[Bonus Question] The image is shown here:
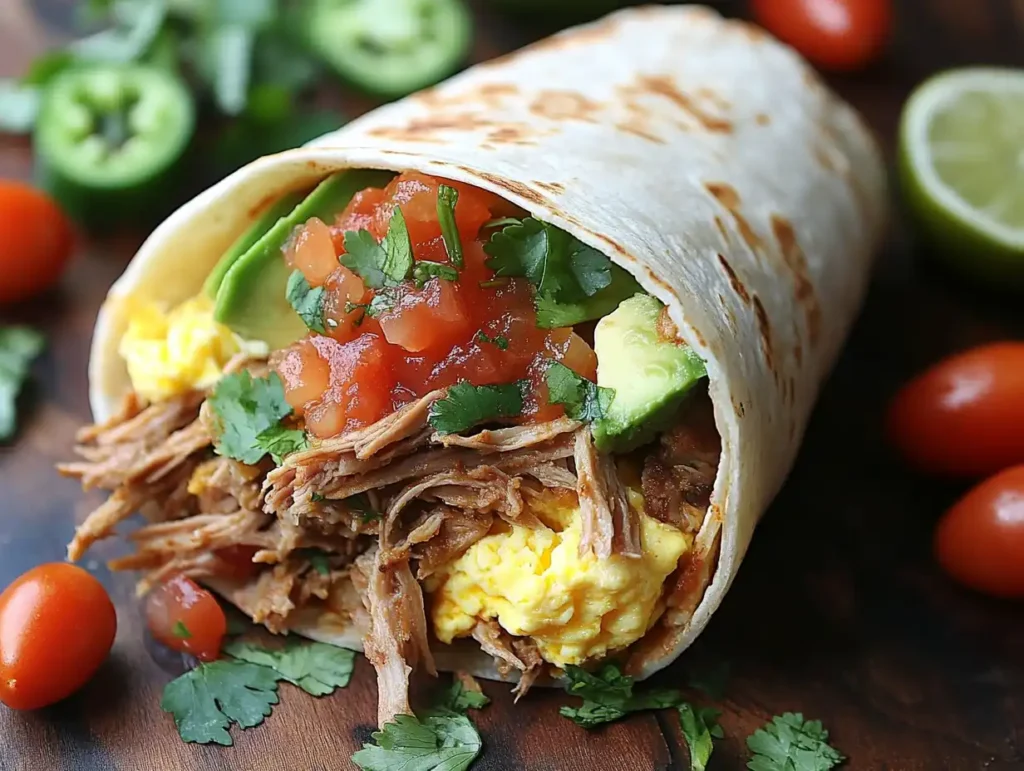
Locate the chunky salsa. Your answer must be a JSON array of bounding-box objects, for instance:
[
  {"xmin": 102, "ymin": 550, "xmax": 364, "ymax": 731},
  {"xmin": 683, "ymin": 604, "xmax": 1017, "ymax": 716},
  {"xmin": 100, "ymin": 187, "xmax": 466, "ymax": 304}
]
[{"xmin": 272, "ymin": 172, "xmax": 597, "ymax": 438}]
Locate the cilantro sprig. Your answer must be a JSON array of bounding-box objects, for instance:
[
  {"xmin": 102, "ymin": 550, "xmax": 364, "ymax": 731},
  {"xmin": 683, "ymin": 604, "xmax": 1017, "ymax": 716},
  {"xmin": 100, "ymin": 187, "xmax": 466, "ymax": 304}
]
[
  {"xmin": 747, "ymin": 713, "xmax": 845, "ymax": 771},
  {"xmin": 341, "ymin": 207, "xmax": 414, "ymax": 289},
  {"xmin": 0, "ymin": 326, "xmax": 44, "ymax": 441},
  {"xmin": 224, "ymin": 639, "xmax": 355, "ymax": 696},
  {"xmin": 436, "ymin": 184, "xmax": 463, "ymax": 268},
  {"xmin": 286, "ymin": 270, "xmax": 326, "ymax": 333},
  {"xmin": 413, "ymin": 261, "xmax": 459, "ymax": 288},
  {"xmin": 559, "ymin": 664, "xmax": 682, "ymax": 728},
  {"xmin": 475, "ymin": 331, "xmax": 509, "ymax": 350},
  {"xmin": 679, "ymin": 703, "xmax": 723, "ymax": 771},
  {"xmin": 352, "ymin": 675, "xmax": 489, "ymax": 771},
  {"xmin": 428, "ymin": 381, "xmax": 526, "ymax": 436},
  {"xmin": 208, "ymin": 371, "xmax": 306, "ymax": 465},
  {"xmin": 545, "ymin": 361, "xmax": 613, "ymax": 423},
  {"xmin": 483, "ymin": 217, "xmax": 641, "ymax": 328}
]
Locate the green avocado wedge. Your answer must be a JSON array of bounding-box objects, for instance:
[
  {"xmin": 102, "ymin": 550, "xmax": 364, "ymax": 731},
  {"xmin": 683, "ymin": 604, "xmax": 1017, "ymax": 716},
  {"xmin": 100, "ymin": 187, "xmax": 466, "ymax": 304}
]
[
  {"xmin": 213, "ymin": 169, "xmax": 395, "ymax": 349},
  {"xmin": 203, "ymin": 191, "xmax": 305, "ymax": 299},
  {"xmin": 591, "ymin": 294, "xmax": 707, "ymax": 453}
]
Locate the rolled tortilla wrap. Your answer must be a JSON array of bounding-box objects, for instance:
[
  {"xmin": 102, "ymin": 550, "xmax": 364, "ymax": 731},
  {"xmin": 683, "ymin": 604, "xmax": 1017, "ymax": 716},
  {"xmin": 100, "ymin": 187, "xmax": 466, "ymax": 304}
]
[{"xmin": 80, "ymin": 5, "xmax": 885, "ymax": 701}]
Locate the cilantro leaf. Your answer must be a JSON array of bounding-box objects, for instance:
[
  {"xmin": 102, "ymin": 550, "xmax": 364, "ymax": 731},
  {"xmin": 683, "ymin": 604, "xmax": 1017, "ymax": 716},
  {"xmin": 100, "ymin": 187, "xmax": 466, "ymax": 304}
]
[
  {"xmin": 439, "ymin": 677, "xmax": 491, "ymax": 714},
  {"xmin": 747, "ymin": 713, "xmax": 845, "ymax": 771},
  {"xmin": 559, "ymin": 664, "xmax": 682, "ymax": 728},
  {"xmin": 208, "ymin": 371, "xmax": 292, "ymax": 464},
  {"xmin": 482, "ymin": 216, "xmax": 522, "ymax": 230},
  {"xmin": 474, "ymin": 331, "xmax": 509, "ymax": 350},
  {"xmin": 286, "ymin": 269, "xmax": 326, "ymax": 333},
  {"xmin": 352, "ymin": 713, "xmax": 482, "ymax": 771},
  {"xmin": 173, "ymin": 620, "xmax": 193, "ymax": 639},
  {"xmin": 428, "ymin": 381, "xmax": 525, "ymax": 436},
  {"xmin": 161, "ymin": 660, "xmax": 280, "ymax": 745},
  {"xmin": 341, "ymin": 230, "xmax": 388, "ymax": 289},
  {"xmin": 533, "ymin": 265, "xmax": 642, "ymax": 329},
  {"xmin": 484, "ymin": 217, "xmax": 549, "ymax": 286},
  {"xmin": 381, "ymin": 207, "xmax": 414, "ymax": 284},
  {"xmin": 255, "ymin": 423, "xmax": 309, "ymax": 463},
  {"xmin": 347, "ymin": 492, "xmax": 382, "ymax": 523},
  {"xmin": 413, "ymin": 261, "xmax": 459, "ymax": 288},
  {"xmin": 436, "ymin": 184, "xmax": 463, "ymax": 268},
  {"xmin": 0, "ymin": 326, "xmax": 44, "ymax": 441},
  {"xmin": 294, "ymin": 547, "xmax": 331, "ymax": 576},
  {"xmin": 224, "ymin": 639, "xmax": 355, "ymax": 697},
  {"xmin": 679, "ymin": 703, "xmax": 723, "ymax": 771},
  {"xmin": 545, "ymin": 362, "xmax": 614, "ymax": 423}
]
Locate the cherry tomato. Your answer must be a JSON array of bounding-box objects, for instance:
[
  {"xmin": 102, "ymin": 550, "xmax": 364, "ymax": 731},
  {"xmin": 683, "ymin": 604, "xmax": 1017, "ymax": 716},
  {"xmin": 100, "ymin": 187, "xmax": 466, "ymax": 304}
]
[
  {"xmin": 934, "ymin": 466, "xmax": 1024, "ymax": 598},
  {"xmin": 750, "ymin": 0, "xmax": 892, "ymax": 72},
  {"xmin": 887, "ymin": 342, "xmax": 1024, "ymax": 478},
  {"xmin": 145, "ymin": 575, "xmax": 226, "ymax": 662},
  {"xmin": 0, "ymin": 181, "xmax": 75, "ymax": 305},
  {"xmin": 0, "ymin": 563, "xmax": 116, "ymax": 710}
]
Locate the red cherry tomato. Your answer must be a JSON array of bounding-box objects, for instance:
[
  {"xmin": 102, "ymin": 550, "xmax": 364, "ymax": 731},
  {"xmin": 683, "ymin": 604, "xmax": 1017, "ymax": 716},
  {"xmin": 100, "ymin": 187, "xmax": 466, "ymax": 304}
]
[
  {"xmin": 934, "ymin": 466, "xmax": 1024, "ymax": 598},
  {"xmin": 886, "ymin": 342, "xmax": 1024, "ymax": 478},
  {"xmin": 750, "ymin": 0, "xmax": 892, "ymax": 72},
  {"xmin": 0, "ymin": 181, "xmax": 75, "ymax": 305},
  {"xmin": 0, "ymin": 563, "xmax": 116, "ymax": 710},
  {"xmin": 145, "ymin": 575, "xmax": 226, "ymax": 662}
]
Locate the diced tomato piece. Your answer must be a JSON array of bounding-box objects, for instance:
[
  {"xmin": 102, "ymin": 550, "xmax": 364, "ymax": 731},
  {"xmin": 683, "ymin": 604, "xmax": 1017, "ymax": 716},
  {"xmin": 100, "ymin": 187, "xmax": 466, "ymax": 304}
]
[
  {"xmin": 273, "ymin": 338, "xmax": 331, "ymax": 414},
  {"xmin": 304, "ymin": 334, "xmax": 393, "ymax": 438},
  {"xmin": 323, "ymin": 265, "xmax": 375, "ymax": 344},
  {"xmin": 548, "ymin": 329, "xmax": 598, "ymax": 381},
  {"xmin": 372, "ymin": 172, "xmax": 494, "ymax": 251},
  {"xmin": 145, "ymin": 575, "xmax": 227, "ymax": 662},
  {"xmin": 378, "ymin": 279, "xmax": 472, "ymax": 353},
  {"xmin": 285, "ymin": 217, "xmax": 337, "ymax": 287},
  {"xmin": 331, "ymin": 187, "xmax": 388, "ymax": 251}
]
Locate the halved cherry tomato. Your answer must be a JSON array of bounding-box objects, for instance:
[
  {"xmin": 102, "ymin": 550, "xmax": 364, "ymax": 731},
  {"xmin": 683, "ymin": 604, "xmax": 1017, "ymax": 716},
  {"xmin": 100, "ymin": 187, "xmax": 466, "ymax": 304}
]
[
  {"xmin": 750, "ymin": 0, "xmax": 892, "ymax": 72},
  {"xmin": 934, "ymin": 465, "xmax": 1024, "ymax": 598},
  {"xmin": 0, "ymin": 181, "xmax": 75, "ymax": 305},
  {"xmin": 0, "ymin": 563, "xmax": 116, "ymax": 709},
  {"xmin": 887, "ymin": 342, "xmax": 1024, "ymax": 478},
  {"xmin": 145, "ymin": 574, "xmax": 226, "ymax": 662}
]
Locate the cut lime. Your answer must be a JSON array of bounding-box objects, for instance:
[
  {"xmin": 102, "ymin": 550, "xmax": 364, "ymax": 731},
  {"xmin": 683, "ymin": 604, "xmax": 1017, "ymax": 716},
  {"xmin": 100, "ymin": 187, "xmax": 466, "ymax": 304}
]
[{"xmin": 898, "ymin": 67, "xmax": 1024, "ymax": 288}]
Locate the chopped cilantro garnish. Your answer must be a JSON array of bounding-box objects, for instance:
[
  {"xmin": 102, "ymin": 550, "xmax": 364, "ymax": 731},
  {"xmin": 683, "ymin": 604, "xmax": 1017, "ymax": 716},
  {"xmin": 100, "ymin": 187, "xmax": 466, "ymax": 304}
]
[
  {"xmin": 475, "ymin": 331, "xmax": 509, "ymax": 350},
  {"xmin": 413, "ymin": 261, "xmax": 459, "ymax": 288},
  {"xmin": 294, "ymin": 547, "xmax": 331, "ymax": 576},
  {"xmin": 679, "ymin": 703, "xmax": 723, "ymax": 771},
  {"xmin": 224, "ymin": 639, "xmax": 355, "ymax": 696},
  {"xmin": 161, "ymin": 661, "xmax": 280, "ymax": 746},
  {"xmin": 438, "ymin": 677, "xmax": 490, "ymax": 714},
  {"xmin": 346, "ymin": 492, "xmax": 382, "ymax": 523},
  {"xmin": 341, "ymin": 230, "xmax": 388, "ymax": 289},
  {"xmin": 311, "ymin": 492, "xmax": 326, "ymax": 503},
  {"xmin": 172, "ymin": 620, "xmax": 193, "ymax": 640},
  {"xmin": 0, "ymin": 326, "xmax": 44, "ymax": 441},
  {"xmin": 436, "ymin": 184, "xmax": 463, "ymax": 268},
  {"xmin": 428, "ymin": 381, "xmax": 525, "ymax": 436},
  {"xmin": 208, "ymin": 371, "xmax": 294, "ymax": 465},
  {"xmin": 558, "ymin": 664, "xmax": 681, "ymax": 728},
  {"xmin": 352, "ymin": 713, "xmax": 482, "ymax": 771},
  {"xmin": 481, "ymin": 216, "xmax": 522, "ymax": 230},
  {"xmin": 545, "ymin": 362, "xmax": 614, "ymax": 423},
  {"xmin": 381, "ymin": 207, "xmax": 414, "ymax": 284},
  {"xmin": 746, "ymin": 713, "xmax": 845, "ymax": 771},
  {"xmin": 285, "ymin": 269, "xmax": 326, "ymax": 333},
  {"xmin": 255, "ymin": 423, "xmax": 309, "ymax": 463}
]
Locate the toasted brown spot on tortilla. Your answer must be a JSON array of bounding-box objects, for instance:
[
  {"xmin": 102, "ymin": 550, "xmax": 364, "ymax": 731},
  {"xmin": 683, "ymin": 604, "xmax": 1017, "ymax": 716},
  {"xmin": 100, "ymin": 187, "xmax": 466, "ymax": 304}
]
[
  {"xmin": 472, "ymin": 173, "xmax": 545, "ymax": 205},
  {"xmin": 771, "ymin": 215, "xmax": 821, "ymax": 347},
  {"xmin": 731, "ymin": 19, "xmax": 769, "ymax": 42},
  {"xmin": 529, "ymin": 90, "xmax": 603, "ymax": 122},
  {"xmin": 731, "ymin": 396, "xmax": 745, "ymax": 418},
  {"xmin": 617, "ymin": 120, "xmax": 665, "ymax": 144},
  {"xmin": 656, "ymin": 307, "xmax": 681, "ymax": 345},
  {"xmin": 716, "ymin": 254, "xmax": 749, "ymax": 305},
  {"xmin": 755, "ymin": 113, "xmax": 771, "ymax": 126},
  {"xmin": 486, "ymin": 126, "xmax": 536, "ymax": 145},
  {"xmin": 705, "ymin": 182, "xmax": 764, "ymax": 256},
  {"xmin": 696, "ymin": 87, "xmax": 730, "ymax": 111},
  {"xmin": 636, "ymin": 75, "xmax": 732, "ymax": 133},
  {"xmin": 368, "ymin": 114, "xmax": 511, "ymax": 141},
  {"xmin": 534, "ymin": 181, "xmax": 565, "ymax": 195},
  {"xmin": 416, "ymin": 83, "xmax": 521, "ymax": 110},
  {"xmin": 713, "ymin": 215, "xmax": 731, "ymax": 245},
  {"xmin": 752, "ymin": 294, "xmax": 775, "ymax": 373}
]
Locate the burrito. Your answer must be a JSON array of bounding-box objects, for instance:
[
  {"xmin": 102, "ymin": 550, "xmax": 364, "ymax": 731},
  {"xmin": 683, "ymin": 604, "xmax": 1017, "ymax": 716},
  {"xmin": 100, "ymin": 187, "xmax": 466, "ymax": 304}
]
[{"xmin": 60, "ymin": 5, "xmax": 886, "ymax": 726}]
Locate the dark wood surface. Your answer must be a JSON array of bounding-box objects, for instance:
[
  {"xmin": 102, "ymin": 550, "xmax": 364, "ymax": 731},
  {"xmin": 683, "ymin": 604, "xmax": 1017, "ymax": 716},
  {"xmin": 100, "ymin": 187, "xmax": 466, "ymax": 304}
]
[{"xmin": 2, "ymin": 1, "xmax": 1023, "ymax": 769}]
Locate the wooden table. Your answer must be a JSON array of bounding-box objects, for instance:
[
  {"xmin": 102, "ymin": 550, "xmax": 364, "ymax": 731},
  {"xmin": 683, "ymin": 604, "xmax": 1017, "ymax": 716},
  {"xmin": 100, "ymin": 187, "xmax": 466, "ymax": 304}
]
[{"xmin": 2, "ymin": 1, "xmax": 1023, "ymax": 769}]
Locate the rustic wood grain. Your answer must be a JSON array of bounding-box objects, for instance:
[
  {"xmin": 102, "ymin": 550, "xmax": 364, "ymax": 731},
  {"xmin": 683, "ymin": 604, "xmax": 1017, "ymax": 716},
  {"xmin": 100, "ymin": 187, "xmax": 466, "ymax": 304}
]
[{"xmin": 1, "ymin": 1, "xmax": 1023, "ymax": 769}]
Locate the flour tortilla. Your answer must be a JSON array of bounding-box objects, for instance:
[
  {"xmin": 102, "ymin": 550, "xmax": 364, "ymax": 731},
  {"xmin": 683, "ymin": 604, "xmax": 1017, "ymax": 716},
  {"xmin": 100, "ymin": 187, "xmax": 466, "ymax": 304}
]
[{"xmin": 87, "ymin": 6, "xmax": 886, "ymax": 683}]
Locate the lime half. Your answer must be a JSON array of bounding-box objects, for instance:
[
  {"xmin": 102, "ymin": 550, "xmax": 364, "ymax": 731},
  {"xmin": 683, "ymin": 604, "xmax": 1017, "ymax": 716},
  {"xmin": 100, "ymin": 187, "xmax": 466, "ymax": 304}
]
[{"xmin": 898, "ymin": 67, "xmax": 1024, "ymax": 287}]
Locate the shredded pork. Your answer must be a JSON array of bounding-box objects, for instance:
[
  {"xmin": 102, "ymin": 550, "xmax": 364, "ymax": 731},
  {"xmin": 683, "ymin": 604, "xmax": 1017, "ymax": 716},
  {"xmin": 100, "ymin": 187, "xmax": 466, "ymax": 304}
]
[{"xmin": 471, "ymin": 620, "xmax": 543, "ymax": 701}]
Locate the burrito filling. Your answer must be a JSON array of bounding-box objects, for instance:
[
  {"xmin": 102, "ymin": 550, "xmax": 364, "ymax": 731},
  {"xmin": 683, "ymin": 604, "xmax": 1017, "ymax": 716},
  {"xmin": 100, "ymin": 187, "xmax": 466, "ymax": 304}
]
[{"xmin": 61, "ymin": 170, "xmax": 721, "ymax": 723}]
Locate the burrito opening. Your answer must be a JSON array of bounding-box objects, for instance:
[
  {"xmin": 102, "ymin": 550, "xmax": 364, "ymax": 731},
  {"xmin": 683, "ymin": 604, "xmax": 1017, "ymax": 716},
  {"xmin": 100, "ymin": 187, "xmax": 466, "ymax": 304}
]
[{"xmin": 60, "ymin": 169, "xmax": 723, "ymax": 725}]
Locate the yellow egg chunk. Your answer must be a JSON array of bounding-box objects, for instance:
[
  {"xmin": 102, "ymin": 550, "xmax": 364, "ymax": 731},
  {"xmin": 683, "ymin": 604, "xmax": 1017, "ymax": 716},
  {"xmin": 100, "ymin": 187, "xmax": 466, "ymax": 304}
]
[
  {"xmin": 428, "ymin": 489, "xmax": 691, "ymax": 667},
  {"xmin": 119, "ymin": 296, "xmax": 241, "ymax": 402}
]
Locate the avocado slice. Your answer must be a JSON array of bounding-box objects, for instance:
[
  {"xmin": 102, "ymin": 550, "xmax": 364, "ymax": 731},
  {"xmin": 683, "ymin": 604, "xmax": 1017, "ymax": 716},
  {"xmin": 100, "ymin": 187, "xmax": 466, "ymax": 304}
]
[
  {"xmin": 203, "ymin": 191, "xmax": 305, "ymax": 299},
  {"xmin": 591, "ymin": 294, "xmax": 707, "ymax": 453},
  {"xmin": 213, "ymin": 169, "xmax": 395, "ymax": 349}
]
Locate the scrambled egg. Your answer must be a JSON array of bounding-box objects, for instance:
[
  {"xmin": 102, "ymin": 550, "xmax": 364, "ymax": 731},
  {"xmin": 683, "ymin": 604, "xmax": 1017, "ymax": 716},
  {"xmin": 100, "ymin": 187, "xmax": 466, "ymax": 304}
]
[
  {"xmin": 428, "ymin": 488, "xmax": 690, "ymax": 667},
  {"xmin": 120, "ymin": 296, "xmax": 245, "ymax": 402}
]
